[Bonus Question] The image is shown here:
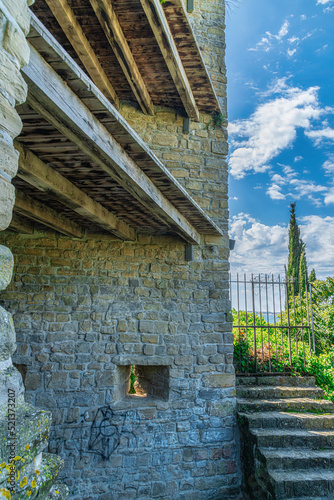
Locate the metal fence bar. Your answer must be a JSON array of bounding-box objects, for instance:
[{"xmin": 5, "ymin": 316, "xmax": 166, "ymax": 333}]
[{"xmin": 230, "ymin": 274, "xmax": 316, "ymax": 374}]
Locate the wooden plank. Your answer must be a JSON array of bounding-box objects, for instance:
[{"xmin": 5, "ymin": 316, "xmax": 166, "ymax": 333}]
[
  {"xmin": 44, "ymin": 0, "xmax": 119, "ymax": 108},
  {"xmin": 22, "ymin": 45, "xmax": 201, "ymax": 244},
  {"xmin": 15, "ymin": 141, "xmax": 136, "ymax": 241},
  {"xmin": 89, "ymin": 0, "xmax": 154, "ymax": 116},
  {"xmin": 14, "ymin": 189, "xmax": 84, "ymax": 238},
  {"xmin": 9, "ymin": 213, "xmax": 34, "ymax": 234},
  {"xmin": 139, "ymin": 0, "xmax": 199, "ymax": 121}
]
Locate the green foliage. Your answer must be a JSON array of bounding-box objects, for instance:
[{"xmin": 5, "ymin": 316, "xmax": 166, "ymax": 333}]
[
  {"xmin": 286, "ymin": 202, "xmax": 307, "ymax": 296},
  {"xmin": 299, "ymin": 244, "xmax": 308, "ymax": 294},
  {"xmin": 208, "ymin": 111, "xmax": 227, "ymax": 130},
  {"xmin": 128, "ymin": 365, "xmax": 137, "ymax": 394},
  {"xmin": 311, "ymin": 277, "xmax": 334, "ymax": 349},
  {"xmin": 309, "ymin": 268, "xmax": 316, "ymax": 282},
  {"xmin": 233, "ymin": 301, "xmax": 334, "ymax": 402}
]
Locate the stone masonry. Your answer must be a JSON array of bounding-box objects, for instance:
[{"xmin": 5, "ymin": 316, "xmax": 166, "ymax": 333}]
[
  {"xmin": 0, "ymin": 0, "xmax": 241, "ymax": 498},
  {"xmin": 0, "ymin": 1, "xmax": 68, "ymax": 498}
]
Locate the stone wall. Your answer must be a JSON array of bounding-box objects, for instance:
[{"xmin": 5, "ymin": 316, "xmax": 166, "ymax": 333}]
[{"xmin": 0, "ymin": 227, "xmax": 239, "ymax": 500}]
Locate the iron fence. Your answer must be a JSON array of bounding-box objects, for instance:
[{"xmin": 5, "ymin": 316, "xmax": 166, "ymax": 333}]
[{"xmin": 230, "ymin": 274, "xmax": 317, "ymax": 375}]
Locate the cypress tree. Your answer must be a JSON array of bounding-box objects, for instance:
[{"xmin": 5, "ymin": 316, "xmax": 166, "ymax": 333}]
[
  {"xmin": 286, "ymin": 202, "xmax": 307, "ymax": 296},
  {"xmin": 309, "ymin": 268, "xmax": 316, "ymax": 283},
  {"xmin": 299, "ymin": 241, "xmax": 308, "ymax": 293}
]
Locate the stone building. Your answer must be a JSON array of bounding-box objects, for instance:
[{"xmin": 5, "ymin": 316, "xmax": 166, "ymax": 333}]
[{"xmin": 0, "ymin": 0, "xmax": 241, "ymax": 498}]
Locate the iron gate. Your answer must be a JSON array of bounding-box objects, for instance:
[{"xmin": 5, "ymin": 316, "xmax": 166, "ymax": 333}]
[{"xmin": 230, "ymin": 274, "xmax": 317, "ymax": 374}]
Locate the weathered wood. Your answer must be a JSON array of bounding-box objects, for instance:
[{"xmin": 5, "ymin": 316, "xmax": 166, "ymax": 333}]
[
  {"xmin": 139, "ymin": 0, "xmax": 200, "ymax": 121},
  {"xmin": 9, "ymin": 213, "xmax": 34, "ymax": 234},
  {"xmin": 14, "ymin": 189, "xmax": 84, "ymax": 238},
  {"xmin": 44, "ymin": 0, "xmax": 119, "ymax": 108},
  {"xmin": 26, "ymin": 15, "xmax": 224, "ymax": 240},
  {"xmin": 15, "ymin": 142, "xmax": 136, "ymax": 241},
  {"xmin": 89, "ymin": 0, "xmax": 154, "ymax": 116},
  {"xmin": 22, "ymin": 45, "xmax": 202, "ymax": 244}
]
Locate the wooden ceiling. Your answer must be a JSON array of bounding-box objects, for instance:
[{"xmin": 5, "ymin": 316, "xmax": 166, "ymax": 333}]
[
  {"xmin": 30, "ymin": 0, "xmax": 220, "ymax": 117},
  {"xmin": 11, "ymin": 17, "xmax": 224, "ymax": 243}
]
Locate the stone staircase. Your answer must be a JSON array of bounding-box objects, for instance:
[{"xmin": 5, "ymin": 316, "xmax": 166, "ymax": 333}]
[{"xmin": 237, "ymin": 375, "xmax": 334, "ymax": 500}]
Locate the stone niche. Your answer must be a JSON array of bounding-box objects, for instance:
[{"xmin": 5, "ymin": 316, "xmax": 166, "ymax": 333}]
[{"xmin": 114, "ymin": 362, "xmax": 170, "ymax": 403}]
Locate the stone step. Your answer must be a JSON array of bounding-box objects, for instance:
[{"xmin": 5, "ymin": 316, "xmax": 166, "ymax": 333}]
[
  {"xmin": 269, "ymin": 469, "xmax": 334, "ymax": 499},
  {"xmin": 0, "ymin": 402, "xmax": 51, "ymax": 480},
  {"xmin": 237, "ymin": 375, "xmax": 316, "ymax": 388},
  {"xmin": 237, "ymin": 397, "xmax": 334, "ymax": 413},
  {"xmin": 253, "ymin": 428, "xmax": 334, "ymax": 449},
  {"xmin": 237, "ymin": 386, "xmax": 324, "ymax": 400},
  {"xmin": 258, "ymin": 448, "xmax": 334, "ymax": 471},
  {"xmin": 239, "ymin": 411, "xmax": 334, "ymax": 430}
]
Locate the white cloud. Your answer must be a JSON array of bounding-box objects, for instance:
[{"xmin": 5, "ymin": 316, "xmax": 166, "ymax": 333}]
[
  {"xmin": 229, "ymin": 80, "xmax": 323, "ymax": 179},
  {"xmin": 230, "ymin": 213, "xmax": 334, "ymax": 278},
  {"xmin": 317, "ymin": 0, "xmax": 332, "ymax": 4},
  {"xmin": 266, "ymin": 165, "xmax": 329, "ymax": 205},
  {"xmin": 249, "ymin": 20, "xmax": 289, "ymax": 52},
  {"xmin": 305, "ymin": 126, "xmax": 334, "ymax": 144},
  {"xmin": 324, "ymin": 187, "xmax": 334, "ymax": 205},
  {"xmin": 267, "ymin": 184, "xmax": 286, "ymax": 200},
  {"xmin": 294, "ymin": 155, "xmax": 303, "ymax": 162},
  {"xmin": 323, "ymin": 159, "xmax": 334, "ymax": 174},
  {"xmin": 287, "ymin": 48, "xmax": 297, "ymax": 57}
]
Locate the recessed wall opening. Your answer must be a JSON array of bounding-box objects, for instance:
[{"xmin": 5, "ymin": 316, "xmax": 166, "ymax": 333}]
[{"xmin": 115, "ymin": 364, "xmax": 169, "ymax": 402}]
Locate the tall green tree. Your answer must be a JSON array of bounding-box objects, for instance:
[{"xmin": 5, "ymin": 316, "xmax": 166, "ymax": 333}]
[
  {"xmin": 299, "ymin": 241, "xmax": 308, "ymax": 293},
  {"xmin": 286, "ymin": 202, "xmax": 308, "ymax": 296},
  {"xmin": 309, "ymin": 269, "xmax": 316, "ymax": 283}
]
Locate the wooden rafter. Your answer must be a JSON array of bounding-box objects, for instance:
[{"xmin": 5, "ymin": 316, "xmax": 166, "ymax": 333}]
[
  {"xmin": 22, "ymin": 44, "xmax": 201, "ymax": 244},
  {"xmin": 15, "ymin": 142, "xmax": 136, "ymax": 241},
  {"xmin": 9, "ymin": 214, "xmax": 34, "ymax": 234},
  {"xmin": 44, "ymin": 0, "xmax": 119, "ymax": 108},
  {"xmin": 140, "ymin": 0, "xmax": 200, "ymax": 121},
  {"xmin": 89, "ymin": 0, "xmax": 154, "ymax": 116},
  {"xmin": 14, "ymin": 190, "xmax": 84, "ymax": 238}
]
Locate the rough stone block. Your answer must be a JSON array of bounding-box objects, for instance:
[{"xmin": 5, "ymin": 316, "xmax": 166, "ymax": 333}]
[
  {"xmin": 0, "ymin": 49, "xmax": 28, "ymax": 103},
  {"xmin": 0, "ymin": 244, "xmax": 14, "ymax": 290},
  {"xmin": 0, "ymin": 177, "xmax": 15, "ymax": 230},
  {"xmin": 0, "ymin": 306, "xmax": 16, "ymax": 361},
  {"xmin": 0, "ymin": 93, "xmax": 23, "ymax": 138},
  {"xmin": 0, "ymin": 363, "xmax": 24, "ymax": 405},
  {"xmin": 0, "ymin": 138, "xmax": 19, "ymax": 178},
  {"xmin": 0, "ymin": 0, "xmax": 31, "ymax": 35},
  {"xmin": 3, "ymin": 19, "xmax": 30, "ymax": 68}
]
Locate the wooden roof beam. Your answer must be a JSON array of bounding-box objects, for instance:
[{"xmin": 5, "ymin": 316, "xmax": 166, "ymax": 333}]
[
  {"xmin": 140, "ymin": 0, "xmax": 200, "ymax": 121},
  {"xmin": 9, "ymin": 214, "xmax": 34, "ymax": 234},
  {"xmin": 15, "ymin": 142, "xmax": 136, "ymax": 241},
  {"xmin": 89, "ymin": 0, "xmax": 154, "ymax": 116},
  {"xmin": 44, "ymin": 0, "xmax": 119, "ymax": 108},
  {"xmin": 14, "ymin": 190, "xmax": 84, "ymax": 238},
  {"xmin": 22, "ymin": 45, "xmax": 201, "ymax": 244}
]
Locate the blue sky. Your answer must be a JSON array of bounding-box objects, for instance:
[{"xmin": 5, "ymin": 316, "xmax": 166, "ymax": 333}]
[{"xmin": 226, "ymin": 0, "xmax": 334, "ymax": 279}]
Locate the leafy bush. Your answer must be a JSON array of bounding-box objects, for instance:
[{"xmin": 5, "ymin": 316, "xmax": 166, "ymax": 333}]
[{"xmin": 233, "ymin": 305, "xmax": 334, "ymax": 402}]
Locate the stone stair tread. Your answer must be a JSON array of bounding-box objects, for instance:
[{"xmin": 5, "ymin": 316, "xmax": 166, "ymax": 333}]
[
  {"xmin": 239, "ymin": 411, "xmax": 334, "ymax": 430},
  {"xmin": 239, "ymin": 411, "xmax": 334, "ymax": 419},
  {"xmin": 237, "ymin": 386, "xmax": 324, "ymax": 399},
  {"xmin": 261, "ymin": 448, "xmax": 334, "ymax": 460},
  {"xmin": 237, "ymin": 376, "xmax": 316, "ymax": 387},
  {"xmin": 269, "ymin": 468, "xmax": 334, "ymax": 481},
  {"xmin": 238, "ymin": 397, "xmax": 334, "ymax": 408},
  {"xmin": 253, "ymin": 428, "xmax": 334, "ymax": 438}
]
